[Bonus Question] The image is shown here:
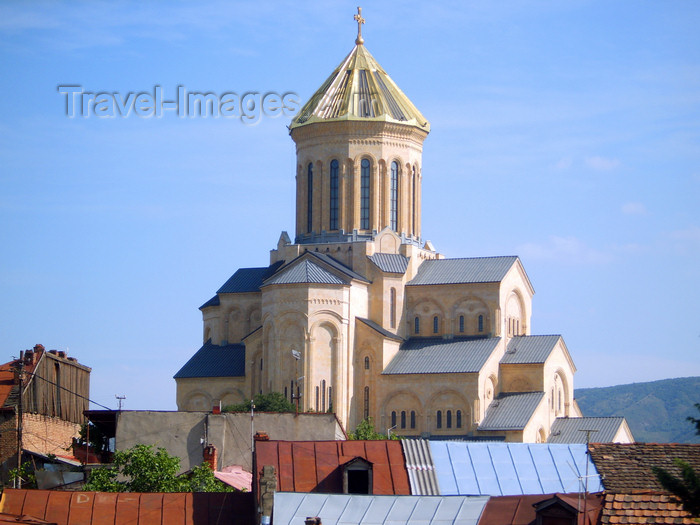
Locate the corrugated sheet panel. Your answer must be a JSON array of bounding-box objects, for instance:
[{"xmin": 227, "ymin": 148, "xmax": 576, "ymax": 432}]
[
  {"xmin": 265, "ymin": 259, "xmax": 347, "ymax": 285},
  {"xmin": 357, "ymin": 317, "xmax": 404, "ymax": 342},
  {"xmin": 382, "ymin": 337, "xmax": 500, "ymax": 375},
  {"xmin": 368, "ymin": 253, "xmax": 410, "ymax": 274},
  {"xmin": 501, "ymin": 335, "xmax": 562, "ymax": 364},
  {"xmin": 216, "ymin": 260, "xmax": 284, "ymax": 293},
  {"xmin": 173, "ymin": 341, "xmax": 245, "ymax": 378},
  {"xmin": 199, "ymin": 295, "xmax": 220, "ymax": 309},
  {"xmin": 402, "ymin": 439, "xmax": 440, "ymax": 495},
  {"xmin": 407, "ymin": 257, "xmax": 518, "ymax": 286},
  {"xmin": 310, "ymin": 252, "xmax": 370, "ymax": 282},
  {"xmin": 273, "ymin": 493, "xmax": 490, "ymax": 525},
  {"xmin": 431, "ymin": 442, "xmax": 603, "ymax": 496},
  {"xmin": 479, "ymin": 392, "xmax": 545, "ymax": 430},
  {"xmin": 548, "ymin": 417, "xmax": 627, "ymax": 443}
]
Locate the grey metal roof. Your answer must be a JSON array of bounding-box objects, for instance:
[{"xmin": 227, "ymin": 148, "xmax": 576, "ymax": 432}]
[
  {"xmin": 173, "ymin": 340, "xmax": 245, "ymax": 379},
  {"xmin": 264, "ymin": 259, "xmax": 347, "ymax": 286},
  {"xmin": 216, "ymin": 260, "xmax": 284, "ymax": 293},
  {"xmin": 407, "ymin": 256, "xmax": 518, "ymax": 286},
  {"xmin": 357, "ymin": 317, "xmax": 404, "ymax": 342},
  {"xmin": 431, "ymin": 442, "xmax": 603, "ymax": 495},
  {"xmin": 368, "ymin": 253, "xmax": 410, "ymax": 274},
  {"xmin": 273, "ymin": 493, "xmax": 489, "ymax": 525},
  {"xmin": 501, "ymin": 335, "xmax": 562, "ymax": 364},
  {"xmin": 547, "ymin": 417, "xmax": 628, "ymax": 444},
  {"xmin": 383, "ymin": 337, "xmax": 500, "ymax": 375},
  {"xmin": 199, "ymin": 295, "xmax": 220, "ymax": 309},
  {"xmin": 309, "ymin": 251, "xmax": 370, "ymax": 283},
  {"xmin": 478, "ymin": 392, "xmax": 545, "ymax": 431},
  {"xmin": 402, "ymin": 439, "xmax": 440, "ymax": 495}
]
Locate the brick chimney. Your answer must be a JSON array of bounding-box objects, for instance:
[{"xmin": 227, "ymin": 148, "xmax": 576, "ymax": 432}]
[
  {"xmin": 254, "ymin": 431, "xmax": 270, "ymax": 442},
  {"xmin": 203, "ymin": 444, "xmax": 217, "ymax": 471}
]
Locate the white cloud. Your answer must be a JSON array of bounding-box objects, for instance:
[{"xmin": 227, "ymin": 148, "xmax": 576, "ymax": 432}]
[
  {"xmin": 621, "ymin": 202, "xmax": 647, "ymax": 215},
  {"xmin": 554, "ymin": 157, "xmax": 573, "ymax": 170},
  {"xmin": 585, "ymin": 156, "xmax": 620, "ymax": 170},
  {"xmin": 517, "ymin": 235, "xmax": 613, "ymax": 264},
  {"xmin": 669, "ymin": 226, "xmax": 700, "ymax": 243}
]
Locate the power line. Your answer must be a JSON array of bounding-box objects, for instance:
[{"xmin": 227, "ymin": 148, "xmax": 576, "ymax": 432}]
[{"xmin": 25, "ymin": 371, "xmax": 113, "ymax": 411}]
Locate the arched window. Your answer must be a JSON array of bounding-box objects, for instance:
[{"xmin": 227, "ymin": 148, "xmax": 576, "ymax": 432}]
[
  {"xmin": 316, "ymin": 386, "xmax": 320, "ymax": 411},
  {"xmin": 459, "ymin": 315, "xmax": 465, "ymax": 333},
  {"xmin": 321, "ymin": 379, "xmax": 326, "ymax": 412},
  {"xmin": 391, "ymin": 411, "xmax": 397, "ymax": 428},
  {"xmin": 456, "ymin": 410, "xmax": 462, "ymax": 428},
  {"xmin": 410, "ymin": 410, "xmax": 416, "ymax": 429},
  {"xmin": 411, "ymin": 166, "xmax": 417, "ymax": 233},
  {"xmin": 478, "ymin": 315, "xmax": 484, "ymax": 333},
  {"xmin": 446, "ymin": 410, "xmax": 452, "ymax": 428},
  {"xmin": 433, "ymin": 316, "xmax": 439, "ymax": 334},
  {"xmin": 436, "ymin": 410, "xmax": 442, "ymax": 429},
  {"xmin": 390, "ymin": 288, "xmax": 396, "ymax": 329},
  {"xmin": 414, "ymin": 316, "xmax": 420, "ymax": 334},
  {"xmin": 390, "ymin": 161, "xmax": 399, "ymax": 231},
  {"xmin": 360, "ymin": 159, "xmax": 370, "ymax": 230},
  {"xmin": 363, "ymin": 387, "xmax": 369, "ymax": 419},
  {"xmin": 364, "ymin": 356, "xmax": 370, "ymax": 370},
  {"xmin": 307, "ymin": 163, "xmax": 313, "ymax": 233},
  {"xmin": 401, "ymin": 410, "xmax": 406, "ymax": 429},
  {"xmin": 330, "ymin": 159, "xmax": 339, "ymax": 230}
]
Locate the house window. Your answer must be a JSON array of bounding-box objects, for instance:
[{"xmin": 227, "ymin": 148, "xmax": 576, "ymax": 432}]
[
  {"xmin": 390, "ymin": 288, "xmax": 397, "ymax": 329},
  {"xmin": 363, "ymin": 387, "xmax": 369, "ymax": 419},
  {"xmin": 478, "ymin": 314, "xmax": 484, "ymax": 332},
  {"xmin": 390, "ymin": 161, "xmax": 399, "ymax": 231},
  {"xmin": 459, "ymin": 315, "xmax": 464, "ymax": 333},
  {"xmin": 446, "ymin": 410, "xmax": 452, "ymax": 428},
  {"xmin": 433, "ymin": 316, "xmax": 439, "ymax": 334},
  {"xmin": 330, "ymin": 159, "xmax": 339, "ymax": 230},
  {"xmin": 456, "ymin": 410, "xmax": 462, "ymax": 428},
  {"xmin": 307, "ymin": 163, "xmax": 313, "ymax": 233},
  {"xmin": 360, "ymin": 159, "xmax": 370, "ymax": 230},
  {"xmin": 436, "ymin": 410, "xmax": 442, "ymax": 429},
  {"xmin": 401, "ymin": 411, "xmax": 406, "ymax": 429},
  {"xmin": 414, "ymin": 316, "xmax": 420, "ymax": 334},
  {"xmin": 343, "ymin": 458, "xmax": 373, "ymax": 494},
  {"xmin": 391, "ymin": 411, "xmax": 397, "ymax": 428},
  {"xmin": 364, "ymin": 356, "xmax": 370, "ymax": 370},
  {"xmin": 410, "ymin": 411, "xmax": 416, "ymax": 429}
]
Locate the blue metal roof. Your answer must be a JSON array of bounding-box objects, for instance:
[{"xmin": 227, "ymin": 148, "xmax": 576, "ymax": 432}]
[
  {"xmin": 368, "ymin": 253, "xmax": 410, "ymax": 273},
  {"xmin": 199, "ymin": 295, "xmax": 220, "ymax": 309},
  {"xmin": 501, "ymin": 335, "xmax": 562, "ymax": 364},
  {"xmin": 273, "ymin": 493, "xmax": 490, "ymax": 525},
  {"xmin": 382, "ymin": 337, "xmax": 500, "ymax": 375},
  {"xmin": 407, "ymin": 257, "xmax": 518, "ymax": 286},
  {"xmin": 173, "ymin": 340, "xmax": 245, "ymax": 379},
  {"xmin": 217, "ymin": 260, "xmax": 284, "ymax": 293},
  {"xmin": 478, "ymin": 392, "xmax": 545, "ymax": 430},
  {"xmin": 430, "ymin": 442, "xmax": 603, "ymax": 496}
]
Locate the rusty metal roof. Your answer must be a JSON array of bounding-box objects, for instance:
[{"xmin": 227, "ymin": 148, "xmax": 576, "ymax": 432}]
[
  {"xmin": 254, "ymin": 440, "xmax": 410, "ymax": 495},
  {"xmin": 0, "ymin": 350, "xmax": 44, "ymax": 409},
  {"xmin": 477, "ymin": 493, "xmax": 603, "ymax": 525},
  {"xmin": 0, "ymin": 489, "xmax": 255, "ymax": 525}
]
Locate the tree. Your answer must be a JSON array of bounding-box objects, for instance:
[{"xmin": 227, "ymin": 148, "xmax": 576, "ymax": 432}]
[
  {"xmin": 687, "ymin": 403, "xmax": 700, "ymax": 436},
  {"xmin": 348, "ymin": 417, "xmax": 399, "ymax": 440},
  {"xmin": 224, "ymin": 392, "xmax": 295, "ymax": 413},
  {"xmin": 84, "ymin": 444, "xmax": 234, "ymax": 492}
]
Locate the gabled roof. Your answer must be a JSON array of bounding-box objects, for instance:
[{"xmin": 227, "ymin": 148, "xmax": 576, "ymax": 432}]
[
  {"xmin": 548, "ymin": 417, "xmax": 630, "ymax": 444},
  {"xmin": 478, "ymin": 493, "xmax": 603, "ymax": 525},
  {"xmin": 264, "ymin": 259, "xmax": 347, "ymax": 285},
  {"xmin": 588, "ymin": 443, "xmax": 700, "ymax": 493},
  {"xmin": 430, "ymin": 442, "xmax": 603, "ymax": 496},
  {"xmin": 368, "ymin": 253, "xmax": 410, "ymax": 274},
  {"xmin": 216, "ymin": 260, "xmax": 284, "ymax": 294},
  {"xmin": 254, "ymin": 440, "xmax": 410, "ymax": 495},
  {"xmin": 356, "ymin": 317, "xmax": 403, "ymax": 342},
  {"xmin": 407, "ymin": 256, "xmax": 521, "ymax": 286},
  {"xmin": 0, "ymin": 489, "xmax": 255, "ymax": 525},
  {"xmin": 273, "ymin": 493, "xmax": 489, "ymax": 525},
  {"xmin": 0, "ymin": 349, "xmax": 44, "ymax": 409},
  {"xmin": 382, "ymin": 337, "xmax": 500, "ymax": 375},
  {"xmin": 478, "ymin": 392, "xmax": 545, "ymax": 431},
  {"xmin": 173, "ymin": 340, "xmax": 245, "ymax": 379},
  {"xmin": 501, "ymin": 335, "xmax": 562, "ymax": 364}
]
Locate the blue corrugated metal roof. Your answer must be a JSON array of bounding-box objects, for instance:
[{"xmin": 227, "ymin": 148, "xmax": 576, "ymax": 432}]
[
  {"xmin": 272, "ymin": 493, "xmax": 490, "ymax": 525},
  {"xmin": 216, "ymin": 260, "xmax": 284, "ymax": 293},
  {"xmin": 501, "ymin": 335, "xmax": 562, "ymax": 364},
  {"xmin": 173, "ymin": 340, "xmax": 245, "ymax": 378},
  {"xmin": 264, "ymin": 259, "xmax": 347, "ymax": 285},
  {"xmin": 382, "ymin": 337, "xmax": 500, "ymax": 375},
  {"xmin": 407, "ymin": 257, "xmax": 518, "ymax": 286},
  {"xmin": 368, "ymin": 253, "xmax": 410, "ymax": 273},
  {"xmin": 478, "ymin": 392, "xmax": 545, "ymax": 430},
  {"xmin": 199, "ymin": 295, "xmax": 220, "ymax": 309},
  {"xmin": 548, "ymin": 417, "xmax": 629, "ymax": 443},
  {"xmin": 357, "ymin": 317, "xmax": 404, "ymax": 342},
  {"xmin": 430, "ymin": 442, "xmax": 603, "ymax": 496}
]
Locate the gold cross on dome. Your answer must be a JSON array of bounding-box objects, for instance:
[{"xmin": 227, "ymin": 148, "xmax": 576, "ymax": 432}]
[{"xmin": 354, "ymin": 6, "xmax": 365, "ymax": 45}]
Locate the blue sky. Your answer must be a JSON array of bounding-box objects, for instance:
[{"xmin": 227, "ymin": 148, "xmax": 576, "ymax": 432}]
[{"xmin": 1, "ymin": 1, "xmax": 698, "ymax": 411}]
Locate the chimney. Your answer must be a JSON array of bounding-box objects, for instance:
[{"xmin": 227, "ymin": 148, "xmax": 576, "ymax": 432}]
[
  {"xmin": 254, "ymin": 431, "xmax": 270, "ymax": 442},
  {"xmin": 48, "ymin": 350, "xmax": 58, "ymax": 355},
  {"xmin": 33, "ymin": 344, "xmax": 44, "ymax": 352},
  {"xmin": 203, "ymin": 444, "xmax": 217, "ymax": 471},
  {"xmin": 58, "ymin": 351, "xmax": 66, "ymax": 359},
  {"xmin": 24, "ymin": 350, "xmax": 34, "ymax": 365},
  {"xmin": 305, "ymin": 518, "xmax": 322, "ymax": 525}
]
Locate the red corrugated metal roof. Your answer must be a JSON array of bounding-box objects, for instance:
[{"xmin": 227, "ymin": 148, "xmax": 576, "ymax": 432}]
[
  {"xmin": 477, "ymin": 493, "xmax": 603, "ymax": 525},
  {"xmin": 0, "ymin": 489, "xmax": 255, "ymax": 525},
  {"xmin": 254, "ymin": 440, "xmax": 410, "ymax": 496},
  {"xmin": 0, "ymin": 350, "xmax": 43, "ymax": 408}
]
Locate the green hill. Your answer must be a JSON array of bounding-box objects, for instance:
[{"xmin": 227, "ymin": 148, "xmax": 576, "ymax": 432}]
[{"xmin": 574, "ymin": 377, "xmax": 700, "ymax": 443}]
